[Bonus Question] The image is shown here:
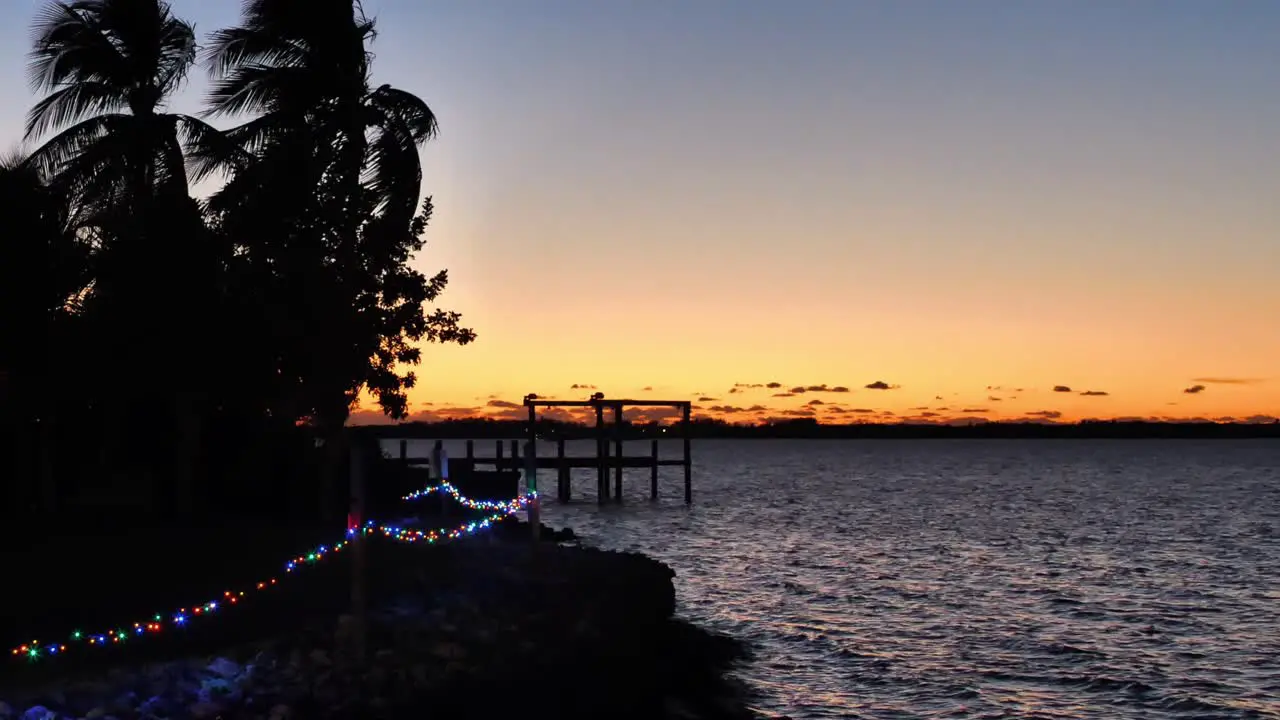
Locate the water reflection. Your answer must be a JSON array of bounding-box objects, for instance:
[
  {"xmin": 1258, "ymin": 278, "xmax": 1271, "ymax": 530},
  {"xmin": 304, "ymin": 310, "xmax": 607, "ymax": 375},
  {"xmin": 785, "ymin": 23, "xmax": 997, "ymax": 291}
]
[{"xmin": 387, "ymin": 438, "xmax": 1280, "ymax": 719}]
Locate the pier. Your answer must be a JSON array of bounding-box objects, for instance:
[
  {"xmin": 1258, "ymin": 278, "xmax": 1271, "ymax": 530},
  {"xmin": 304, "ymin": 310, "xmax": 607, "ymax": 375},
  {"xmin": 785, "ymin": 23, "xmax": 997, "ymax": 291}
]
[{"xmin": 385, "ymin": 395, "xmax": 694, "ymax": 504}]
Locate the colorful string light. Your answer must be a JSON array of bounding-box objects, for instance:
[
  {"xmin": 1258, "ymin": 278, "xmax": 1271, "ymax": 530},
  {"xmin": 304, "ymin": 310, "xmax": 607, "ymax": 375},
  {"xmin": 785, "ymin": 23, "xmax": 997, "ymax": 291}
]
[
  {"xmin": 403, "ymin": 482, "xmax": 537, "ymax": 513},
  {"xmin": 10, "ymin": 491, "xmax": 534, "ymax": 663}
]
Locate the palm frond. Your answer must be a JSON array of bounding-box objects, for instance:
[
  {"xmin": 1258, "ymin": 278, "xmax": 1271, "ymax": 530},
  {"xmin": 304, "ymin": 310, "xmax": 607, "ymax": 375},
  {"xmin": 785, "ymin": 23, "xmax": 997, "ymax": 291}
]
[
  {"xmin": 25, "ymin": 80, "xmax": 125, "ymax": 140},
  {"xmin": 203, "ymin": 25, "xmax": 307, "ymax": 78},
  {"xmin": 154, "ymin": 8, "xmax": 198, "ymax": 97},
  {"xmin": 27, "ymin": 1, "xmax": 129, "ymax": 93},
  {"xmin": 48, "ymin": 125, "xmax": 136, "ymax": 207},
  {"xmin": 178, "ymin": 114, "xmax": 254, "ymax": 183},
  {"xmin": 204, "ymin": 63, "xmax": 313, "ymax": 118},
  {"xmin": 24, "ymin": 112, "xmax": 128, "ymax": 184},
  {"xmin": 366, "ymin": 85, "xmax": 437, "ymax": 142},
  {"xmin": 364, "ymin": 120, "xmax": 421, "ymax": 228}
]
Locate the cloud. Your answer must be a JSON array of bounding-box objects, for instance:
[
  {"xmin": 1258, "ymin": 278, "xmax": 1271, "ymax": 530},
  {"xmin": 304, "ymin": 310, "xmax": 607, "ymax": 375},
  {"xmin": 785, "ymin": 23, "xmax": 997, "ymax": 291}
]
[
  {"xmin": 346, "ymin": 409, "xmax": 399, "ymax": 425},
  {"xmin": 705, "ymin": 405, "xmax": 746, "ymax": 414},
  {"xmin": 780, "ymin": 408, "xmax": 815, "ymax": 417},
  {"xmin": 772, "ymin": 392, "xmax": 795, "ymax": 397},
  {"xmin": 850, "ymin": 408, "xmax": 876, "ymax": 413},
  {"xmin": 641, "ymin": 386, "xmax": 653, "ymax": 392},
  {"xmin": 733, "ymin": 383, "xmax": 765, "ymax": 388},
  {"xmin": 1025, "ymin": 410, "xmax": 1062, "ymax": 420},
  {"xmin": 865, "ymin": 381, "xmax": 899, "ymax": 390},
  {"xmin": 1183, "ymin": 384, "xmax": 1206, "ymax": 394},
  {"xmin": 1053, "ymin": 385, "xmax": 1072, "ymax": 393},
  {"xmin": 746, "ymin": 405, "xmax": 768, "ymax": 412},
  {"xmin": 1080, "ymin": 390, "xmax": 1109, "ymax": 397},
  {"xmin": 728, "ymin": 388, "xmax": 740, "ymax": 394},
  {"xmin": 783, "ymin": 383, "xmax": 852, "ymax": 394},
  {"xmin": 960, "ymin": 407, "xmax": 989, "ymax": 413},
  {"xmin": 570, "ymin": 384, "xmax": 597, "ymax": 390},
  {"xmin": 987, "ymin": 395, "xmax": 1002, "ymax": 401},
  {"xmin": 486, "ymin": 399, "xmax": 521, "ymax": 409},
  {"xmin": 806, "ymin": 399, "xmax": 824, "ymax": 406},
  {"xmin": 765, "ymin": 382, "xmax": 782, "ymax": 389},
  {"xmin": 697, "ymin": 396, "xmax": 719, "ymax": 402},
  {"xmin": 1191, "ymin": 377, "xmax": 1264, "ymax": 385}
]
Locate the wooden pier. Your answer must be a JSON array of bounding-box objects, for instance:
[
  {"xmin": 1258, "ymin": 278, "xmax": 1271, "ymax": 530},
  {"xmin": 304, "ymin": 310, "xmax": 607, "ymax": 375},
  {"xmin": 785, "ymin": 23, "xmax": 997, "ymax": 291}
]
[{"xmin": 389, "ymin": 395, "xmax": 694, "ymax": 504}]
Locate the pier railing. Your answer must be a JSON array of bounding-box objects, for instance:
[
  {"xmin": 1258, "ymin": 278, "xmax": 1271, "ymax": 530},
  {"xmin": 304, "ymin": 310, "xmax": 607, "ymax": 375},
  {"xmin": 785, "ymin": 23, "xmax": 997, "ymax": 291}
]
[{"xmin": 387, "ymin": 435, "xmax": 692, "ymax": 505}]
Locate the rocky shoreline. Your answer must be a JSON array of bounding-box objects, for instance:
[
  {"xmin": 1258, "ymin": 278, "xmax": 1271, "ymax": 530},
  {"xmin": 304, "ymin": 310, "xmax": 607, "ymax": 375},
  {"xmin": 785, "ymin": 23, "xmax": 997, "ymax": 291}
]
[{"xmin": 1, "ymin": 523, "xmax": 759, "ymax": 720}]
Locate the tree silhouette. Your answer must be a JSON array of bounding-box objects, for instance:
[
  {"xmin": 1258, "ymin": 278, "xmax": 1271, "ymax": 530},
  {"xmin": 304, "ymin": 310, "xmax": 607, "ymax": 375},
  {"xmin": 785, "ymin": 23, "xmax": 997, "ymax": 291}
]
[
  {"xmin": 1, "ymin": 0, "xmax": 474, "ymax": 528},
  {"xmin": 0, "ymin": 152, "xmax": 89, "ymax": 517}
]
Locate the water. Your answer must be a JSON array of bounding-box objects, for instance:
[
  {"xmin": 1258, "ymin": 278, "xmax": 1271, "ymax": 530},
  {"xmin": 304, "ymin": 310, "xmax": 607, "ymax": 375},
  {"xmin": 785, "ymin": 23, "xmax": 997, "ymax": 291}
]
[{"xmin": 384, "ymin": 438, "xmax": 1280, "ymax": 719}]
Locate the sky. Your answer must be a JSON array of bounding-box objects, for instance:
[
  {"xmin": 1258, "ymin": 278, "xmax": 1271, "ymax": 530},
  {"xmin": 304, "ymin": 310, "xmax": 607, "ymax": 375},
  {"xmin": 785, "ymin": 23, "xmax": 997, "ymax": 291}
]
[{"xmin": 1, "ymin": 0, "xmax": 1278, "ymax": 426}]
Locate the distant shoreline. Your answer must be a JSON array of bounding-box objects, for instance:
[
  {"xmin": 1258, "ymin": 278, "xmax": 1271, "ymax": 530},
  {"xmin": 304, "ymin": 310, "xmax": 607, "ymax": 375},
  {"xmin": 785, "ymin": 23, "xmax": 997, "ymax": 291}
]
[{"xmin": 352, "ymin": 419, "xmax": 1280, "ymax": 441}]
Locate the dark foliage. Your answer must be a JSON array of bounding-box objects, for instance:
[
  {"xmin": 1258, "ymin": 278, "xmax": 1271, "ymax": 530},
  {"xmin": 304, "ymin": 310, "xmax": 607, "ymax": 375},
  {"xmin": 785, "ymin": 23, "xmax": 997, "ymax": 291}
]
[{"xmin": 0, "ymin": 0, "xmax": 472, "ymax": 531}]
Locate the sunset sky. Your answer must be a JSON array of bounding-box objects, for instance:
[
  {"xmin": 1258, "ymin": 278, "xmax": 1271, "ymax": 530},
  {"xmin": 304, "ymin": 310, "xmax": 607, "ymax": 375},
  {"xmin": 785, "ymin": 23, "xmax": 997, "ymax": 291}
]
[{"xmin": 2, "ymin": 0, "xmax": 1277, "ymax": 425}]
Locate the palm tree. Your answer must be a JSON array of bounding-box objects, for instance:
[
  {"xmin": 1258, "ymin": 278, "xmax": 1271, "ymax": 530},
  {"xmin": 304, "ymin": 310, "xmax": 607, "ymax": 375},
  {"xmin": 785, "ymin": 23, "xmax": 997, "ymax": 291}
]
[
  {"xmin": 23, "ymin": 0, "xmax": 227, "ymax": 517},
  {"xmin": 199, "ymin": 0, "xmax": 442, "ymax": 520},
  {"xmin": 24, "ymin": 0, "xmax": 223, "ymax": 212},
  {"xmin": 198, "ymin": 0, "xmax": 437, "ymax": 232}
]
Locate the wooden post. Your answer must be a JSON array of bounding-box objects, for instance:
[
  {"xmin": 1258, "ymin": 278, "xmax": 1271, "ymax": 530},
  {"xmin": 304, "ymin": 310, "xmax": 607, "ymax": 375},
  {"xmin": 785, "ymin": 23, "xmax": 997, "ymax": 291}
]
[
  {"xmin": 466, "ymin": 439, "xmax": 474, "ymax": 460},
  {"xmin": 496, "ymin": 439, "xmax": 504, "ymax": 466},
  {"xmin": 511, "ymin": 439, "xmax": 519, "ymax": 460},
  {"xmin": 682, "ymin": 404, "xmax": 692, "ymax": 504},
  {"xmin": 557, "ymin": 437, "xmax": 569, "ymax": 503},
  {"xmin": 650, "ymin": 439, "xmax": 659, "ymax": 500},
  {"xmin": 613, "ymin": 404, "xmax": 623, "ymax": 502},
  {"xmin": 526, "ymin": 404, "xmax": 539, "ymax": 542},
  {"xmin": 348, "ymin": 442, "xmax": 367, "ymax": 663},
  {"xmin": 595, "ymin": 403, "xmax": 607, "ymax": 504},
  {"xmin": 398, "ymin": 439, "xmax": 407, "ymax": 465}
]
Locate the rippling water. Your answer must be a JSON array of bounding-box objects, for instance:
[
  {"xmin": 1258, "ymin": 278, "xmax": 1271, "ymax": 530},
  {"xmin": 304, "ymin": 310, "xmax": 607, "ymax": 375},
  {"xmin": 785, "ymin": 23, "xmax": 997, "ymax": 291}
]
[{"xmin": 390, "ymin": 438, "xmax": 1280, "ymax": 719}]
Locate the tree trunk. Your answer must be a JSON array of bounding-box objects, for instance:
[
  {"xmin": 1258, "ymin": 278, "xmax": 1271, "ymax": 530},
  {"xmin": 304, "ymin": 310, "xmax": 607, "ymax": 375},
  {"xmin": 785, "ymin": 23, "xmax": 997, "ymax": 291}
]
[
  {"xmin": 38, "ymin": 414, "xmax": 57, "ymax": 515},
  {"xmin": 171, "ymin": 389, "xmax": 203, "ymax": 519},
  {"xmin": 318, "ymin": 419, "xmax": 349, "ymax": 526}
]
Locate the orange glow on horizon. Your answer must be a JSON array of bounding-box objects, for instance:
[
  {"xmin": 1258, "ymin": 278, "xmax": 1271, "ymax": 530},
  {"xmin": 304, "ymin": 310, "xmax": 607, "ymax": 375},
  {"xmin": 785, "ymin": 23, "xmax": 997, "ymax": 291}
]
[{"xmin": 348, "ymin": 375, "xmax": 1279, "ymax": 427}]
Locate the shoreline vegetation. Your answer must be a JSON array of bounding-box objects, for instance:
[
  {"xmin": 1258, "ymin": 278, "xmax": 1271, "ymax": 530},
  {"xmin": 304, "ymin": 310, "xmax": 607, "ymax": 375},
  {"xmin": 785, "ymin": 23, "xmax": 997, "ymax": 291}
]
[{"xmin": 356, "ymin": 418, "xmax": 1280, "ymax": 440}]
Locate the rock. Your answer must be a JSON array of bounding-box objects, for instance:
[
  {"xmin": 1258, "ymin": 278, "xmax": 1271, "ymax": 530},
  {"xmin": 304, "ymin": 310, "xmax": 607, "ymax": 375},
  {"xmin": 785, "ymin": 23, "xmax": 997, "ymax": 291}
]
[
  {"xmin": 136, "ymin": 696, "xmax": 171, "ymax": 716},
  {"xmin": 20, "ymin": 707, "xmax": 54, "ymax": 720},
  {"xmin": 198, "ymin": 674, "xmax": 238, "ymax": 704},
  {"xmin": 431, "ymin": 642, "xmax": 466, "ymax": 660},
  {"xmin": 83, "ymin": 708, "xmax": 107, "ymax": 720},
  {"xmin": 206, "ymin": 656, "xmax": 241, "ymax": 679},
  {"xmin": 187, "ymin": 700, "xmax": 223, "ymax": 719},
  {"xmin": 107, "ymin": 692, "xmax": 136, "ymax": 715}
]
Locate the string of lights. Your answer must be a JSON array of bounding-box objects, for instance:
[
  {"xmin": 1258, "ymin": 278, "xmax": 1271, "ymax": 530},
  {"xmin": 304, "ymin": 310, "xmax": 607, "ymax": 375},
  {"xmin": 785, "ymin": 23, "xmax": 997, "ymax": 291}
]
[
  {"xmin": 10, "ymin": 491, "xmax": 535, "ymax": 663},
  {"xmin": 403, "ymin": 482, "xmax": 536, "ymax": 513}
]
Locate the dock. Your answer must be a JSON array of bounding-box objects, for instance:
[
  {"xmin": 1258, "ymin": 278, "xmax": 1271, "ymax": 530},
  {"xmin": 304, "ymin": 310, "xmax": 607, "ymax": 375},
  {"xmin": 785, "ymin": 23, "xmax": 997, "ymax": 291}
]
[{"xmin": 386, "ymin": 394, "xmax": 694, "ymax": 505}]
